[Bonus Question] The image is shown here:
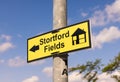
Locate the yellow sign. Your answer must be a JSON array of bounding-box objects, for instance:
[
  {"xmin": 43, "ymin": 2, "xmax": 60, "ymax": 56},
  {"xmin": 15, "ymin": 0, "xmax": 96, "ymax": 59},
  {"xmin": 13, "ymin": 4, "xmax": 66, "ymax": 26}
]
[{"xmin": 27, "ymin": 20, "xmax": 91, "ymax": 62}]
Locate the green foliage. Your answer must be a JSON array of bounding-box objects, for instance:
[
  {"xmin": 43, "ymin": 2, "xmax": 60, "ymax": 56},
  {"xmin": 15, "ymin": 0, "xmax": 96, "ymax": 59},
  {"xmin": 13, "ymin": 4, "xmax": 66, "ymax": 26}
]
[
  {"xmin": 93, "ymin": 78, "xmax": 98, "ymax": 82},
  {"xmin": 69, "ymin": 59, "xmax": 102, "ymax": 82},
  {"xmin": 102, "ymin": 53, "xmax": 120, "ymax": 72},
  {"xmin": 69, "ymin": 53, "xmax": 120, "ymax": 82},
  {"xmin": 69, "ymin": 59, "xmax": 102, "ymax": 73}
]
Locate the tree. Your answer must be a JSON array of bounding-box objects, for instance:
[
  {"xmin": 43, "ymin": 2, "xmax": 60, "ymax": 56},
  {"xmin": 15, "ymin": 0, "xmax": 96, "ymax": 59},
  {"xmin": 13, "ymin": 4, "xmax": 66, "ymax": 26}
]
[
  {"xmin": 69, "ymin": 53, "xmax": 120, "ymax": 82},
  {"xmin": 69, "ymin": 59, "xmax": 102, "ymax": 82},
  {"xmin": 102, "ymin": 53, "xmax": 120, "ymax": 72},
  {"xmin": 102, "ymin": 53, "xmax": 120, "ymax": 82}
]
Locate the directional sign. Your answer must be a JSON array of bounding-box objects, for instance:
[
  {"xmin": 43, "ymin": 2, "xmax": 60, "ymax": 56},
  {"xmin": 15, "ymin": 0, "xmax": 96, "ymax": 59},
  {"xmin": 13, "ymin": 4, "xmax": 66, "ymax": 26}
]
[{"xmin": 27, "ymin": 20, "xmax": 91, "ymax": 62}]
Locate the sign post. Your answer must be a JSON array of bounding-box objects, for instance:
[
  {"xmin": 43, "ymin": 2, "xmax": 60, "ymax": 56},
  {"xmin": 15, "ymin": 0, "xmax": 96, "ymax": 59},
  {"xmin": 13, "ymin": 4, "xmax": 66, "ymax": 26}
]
[{"xmin": 53, "ymin": 0, "xmax": 68, "ymax": 82}]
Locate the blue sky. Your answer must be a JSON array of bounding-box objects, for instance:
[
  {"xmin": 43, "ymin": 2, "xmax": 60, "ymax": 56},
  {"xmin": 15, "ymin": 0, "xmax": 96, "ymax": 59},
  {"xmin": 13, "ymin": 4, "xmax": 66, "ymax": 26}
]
[{"xmin": 0, "ymin": 0, "xmax": 120, "ymax": 82}]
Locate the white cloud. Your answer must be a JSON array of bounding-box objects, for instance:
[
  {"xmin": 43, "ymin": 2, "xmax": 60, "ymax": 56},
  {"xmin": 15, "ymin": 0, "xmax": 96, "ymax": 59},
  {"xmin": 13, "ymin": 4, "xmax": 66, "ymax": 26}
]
[
  {"xmin": 69, "ymin": 72, "xmax": 87, "ymax": 82},
  {"xmin": 42, "ymin": 67, "xmax": 53, "ymax": 77},
  {"xmin": 97, "ymin": 73, "xmax": 116, "ymax": 82},
  {"xmin": 92, "ymin": 26, "xmax": 120, "ymax": 48},
  {"xmin": 0, "ymin": 34, "xmax": 11, "ymax": 41},
  {"xmin": 81, "ymin": 12, "xmax": 88, "ymax": 17},
  {"xmin": 8, "ymin": 56, "xmax": 26, "ymax": 67},
  {"xmin": 69, "ymin": 71, "xmax": 119, "ymax": 82},
  {"xmin": 112, "ymin": 71, "xmax": 120, "ymax": 76},
  {"xmin": 0, "ymin": 42, "xmax": 14, "ymax": 53},
  {"xmin": 97, "ymin": 71, "xmax": 120, "ymax": 82},
  {"xmin": 8, "ymin": 56, "xmax": 45, "ymax": 67},
  {"xmin": 0, "ymin": 34, "xmax": 14, "ymax": 53},
  {"xmin": 0, "ymin": 59, "xmax": 4, "ymax": 64},
  {"xmin": 105, "ymin": 0, "xmax": 120, "ymax": 22},
  {"xmin": 91, "ymin": 10, "xmax": 107, "ymax": 27},
  {"xmin": 22, "ymin": 76, "xmax": 39, "ymax": 82},
  {"xmin": 91, "ymin": 0, "xmax": 120, "ymax": 27}
]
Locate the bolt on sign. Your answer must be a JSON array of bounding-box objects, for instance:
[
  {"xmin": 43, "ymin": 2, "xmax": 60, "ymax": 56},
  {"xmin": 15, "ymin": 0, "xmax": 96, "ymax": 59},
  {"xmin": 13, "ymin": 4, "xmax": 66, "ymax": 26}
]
[{"xmin": 27, "ymin": 20, "xmax": 91, "ymax": 62}]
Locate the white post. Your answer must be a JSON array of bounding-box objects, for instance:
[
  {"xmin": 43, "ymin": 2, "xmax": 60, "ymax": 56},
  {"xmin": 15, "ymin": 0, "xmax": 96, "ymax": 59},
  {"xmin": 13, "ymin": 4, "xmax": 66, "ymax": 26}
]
[{"xmin": 53, "ymin": 0, "xmax": 68, "ymax": 82}]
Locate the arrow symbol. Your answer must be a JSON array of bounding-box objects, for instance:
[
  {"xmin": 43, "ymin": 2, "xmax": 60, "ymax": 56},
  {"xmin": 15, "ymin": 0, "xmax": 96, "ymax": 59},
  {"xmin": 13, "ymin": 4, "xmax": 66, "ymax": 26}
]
[{"xmin": 30, "ymin": 45, "xmax": 39, "ymax": 52}]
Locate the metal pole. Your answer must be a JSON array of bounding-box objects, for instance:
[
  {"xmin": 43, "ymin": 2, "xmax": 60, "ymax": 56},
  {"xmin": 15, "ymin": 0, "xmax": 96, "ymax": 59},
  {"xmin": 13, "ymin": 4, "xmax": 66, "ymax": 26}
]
[{"xmin": 53, "ymin": 0, "xmax": 68, "ymax": 82}]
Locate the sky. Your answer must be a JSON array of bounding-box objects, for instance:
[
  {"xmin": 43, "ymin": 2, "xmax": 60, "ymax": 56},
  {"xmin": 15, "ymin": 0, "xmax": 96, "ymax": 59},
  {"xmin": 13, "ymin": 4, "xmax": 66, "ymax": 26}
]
[{"xmin": 0, "ymin": 0, "xmax": 120, "ymax": 82}]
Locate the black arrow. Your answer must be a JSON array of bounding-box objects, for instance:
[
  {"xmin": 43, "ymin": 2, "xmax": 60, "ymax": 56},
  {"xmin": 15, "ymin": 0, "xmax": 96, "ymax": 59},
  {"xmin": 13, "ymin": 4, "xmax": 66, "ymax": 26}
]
[{"xmin": 30, "ymin": 45, "xmax": 39, "ymax": 52}]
